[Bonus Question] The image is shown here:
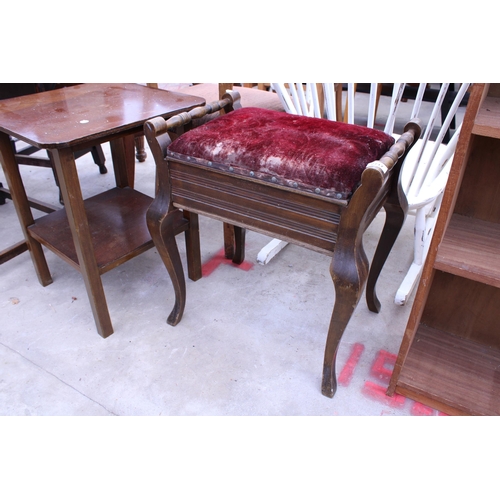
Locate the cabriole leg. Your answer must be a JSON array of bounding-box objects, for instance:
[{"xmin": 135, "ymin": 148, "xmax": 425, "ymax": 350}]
[
  {"xmin": 147, "ymin": 207, "xmax": 186, "ymax": 326},
  {"xmin": 322, "ymin": 244, "xmax": 368, "ymax": 398},
  {"xmin": 366, "ymin": 199, "xmax": 406, "ymax": 313},
  {"xmin": 223, "ymin": 223, "xmax": 246, "ymax": 264}
]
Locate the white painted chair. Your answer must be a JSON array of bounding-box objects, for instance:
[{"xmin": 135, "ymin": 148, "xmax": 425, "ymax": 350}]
[
  {"xmin": 396, "ymin": 83, "xmax": 470, "ymax": 304},
  {"xmin": 261, "ymin": 83, "xmax": 470, "ymax": 306}
]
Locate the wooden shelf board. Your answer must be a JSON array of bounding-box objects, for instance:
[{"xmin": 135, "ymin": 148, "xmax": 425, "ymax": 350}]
[
  {"xmin": 395, "ymin": 325, "xmax": 500, "ymax": 416},
  {"xmin": 435, "ymin": 213, "xmax": 500, "ymax": 287},
  {"xmin": 473, "ymin": 96, "xmax": 500, "ymax": 139},
  {"xmin": 394, "ymin": 386, "xmax": 470, "ymax": 416},
  {"xmin": 28, "ymin": 187, "xmax": 154, "ymax": 274}
]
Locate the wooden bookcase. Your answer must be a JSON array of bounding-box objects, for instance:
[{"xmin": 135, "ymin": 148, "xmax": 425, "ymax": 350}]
[{"xmin": 388, "ymin": 83, "xmax": 500, "ymax": 416}]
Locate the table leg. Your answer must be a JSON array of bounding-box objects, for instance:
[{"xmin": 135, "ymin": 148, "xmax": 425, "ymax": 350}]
[
  {"xmin": 51, "ymin": 147, "xmax": 114, "ymax": 338},
  {"xmin": 109, "ymin": 134, "xmax": 136, "ymax": 188},
  {"xmin": 0, "ymin": 132, "xmax": 52, "ymax": 285}
]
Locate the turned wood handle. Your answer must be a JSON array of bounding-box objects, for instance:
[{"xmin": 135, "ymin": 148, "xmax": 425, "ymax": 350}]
[
  {"xmin": 145, "ymin": 90, "xmax": 241, "ymax": 136},
  {"xmin": 377, "ymin": 119, "xmax": 422, "ymax": 171}
]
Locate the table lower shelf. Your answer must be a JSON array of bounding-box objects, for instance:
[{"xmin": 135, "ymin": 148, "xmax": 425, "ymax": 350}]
[
  {"xmin": 394, "ymin": 325, "xmax": 500, "ymax": 415},
  {"xmin": 28, "ymin": 187, "xmax": 155, "ymax": 274}
]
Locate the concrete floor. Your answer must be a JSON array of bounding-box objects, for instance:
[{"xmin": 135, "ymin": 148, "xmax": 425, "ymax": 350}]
[{"xmin": 0, "ymin": 87, "xmax": 453, "ymax": 416}]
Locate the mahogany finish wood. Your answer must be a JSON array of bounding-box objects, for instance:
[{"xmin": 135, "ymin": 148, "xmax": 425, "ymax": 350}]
[
  {"xmin": 0, "ymin": 83, "xmax": 203, "ymax": 148},
  {"xmin": 396, "ymin": 325, "xmax": 500, "ymax": 416},
  {"xmin": 0, "ymin": 181, "xmax": 57, "ymax": 264},
  {"xmin": 388, "ymin": 83, "xmax": 500, "ymax": 415},
  {"xmin": 28, "ymin": 188, "xmax": 155, "ymax": 273},
  {"xmin": 435, "ymin": 214, "xmax": 500, "ymax": 287},
  {"xmin": 145, "ymin": 92, "xmax": 421, "ymax": 398},
  {"xmin": 0, "ymin": 84, "xmax": 205, "ymax": 338},
  {"xmin": 0, "ymin": 240, "xmax": 28, "ymax": 265},
  {"xmin": 453, "ymin": 134, "xmax": 500, "ymax": 222},
  {"xmin": 0, "ymin": 84, "xmax": 108, "ymax": 205}
]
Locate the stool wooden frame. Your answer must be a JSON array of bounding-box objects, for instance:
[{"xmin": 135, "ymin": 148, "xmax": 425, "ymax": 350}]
[{"xmin": 145, "ymin": 91, "xmax": 421, "ymax": 398}]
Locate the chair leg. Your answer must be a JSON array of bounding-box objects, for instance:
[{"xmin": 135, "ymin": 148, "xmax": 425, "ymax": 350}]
[
  {"xmin": 394, "ymin": 207, "xmax": 433, "ymax": 306},
  {"xmin": 91, "ymin": 145, "xmax": 108, "ymax": 174},
  {"xmin": 183, "ymin": 210, "xmax": 202, "ymax": 281},
  {"xmin": 0, "ymin": 182, "xmax": 7, "ymax": 205},
  {"xmin": 134, "ymin": 136, "xmax": 147, "ymax": 162},
  {"xmin": 366, "ymin": 199, "xmax": 406, "ymax": 313},
  {"xmin": 223, "ymin": 223, "xmax": 246, "ymax": 264},
  {"xmin": 394, "ymin": 261, "xmax": 424, "ymax": 306},
  {"xmin": 256, "ymin": 238, "xmax": 289, "ymax": 265},
  {"xmin": 322, "ymin": 244, "xmax": 368, "ymax": 398},
  {"xmin": 232, "ymin": 226, "xmax": 246, "ymax": 264},
  {"xmin": 147, "ymin": 208, "xmax": 186, "ymax": 326}
]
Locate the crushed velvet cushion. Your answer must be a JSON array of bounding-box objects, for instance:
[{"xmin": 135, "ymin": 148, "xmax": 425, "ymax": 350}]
[{"xmin": 167, "ymin": 107, "xmax": 395, "ymax": 200}]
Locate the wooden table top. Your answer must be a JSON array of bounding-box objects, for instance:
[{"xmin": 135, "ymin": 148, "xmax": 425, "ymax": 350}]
[{"xmin": 0, "ymin": 83, "xmax": 205, "ymax": 149}]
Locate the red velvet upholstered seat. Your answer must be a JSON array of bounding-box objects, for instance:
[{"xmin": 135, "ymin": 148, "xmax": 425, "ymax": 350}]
[{"xmin": 168, "ymin": 107, "xmax": 395, "ymax": 200}]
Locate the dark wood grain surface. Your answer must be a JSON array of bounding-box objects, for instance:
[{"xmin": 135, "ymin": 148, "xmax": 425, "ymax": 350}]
[{"xmin": 0, "ymin": 83, "xmax": 205, "ymax": 148}]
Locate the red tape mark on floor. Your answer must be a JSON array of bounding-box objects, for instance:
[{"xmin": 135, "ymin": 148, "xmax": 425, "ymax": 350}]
[
  {"xmin": 411, "ymin": 402, "xmax": 435, "ymax": 416},
  {"xmin": 338, "ymin": 343, "xmax": 365, "ymax": 386},
  {"xmin": 362, "ymin": 380, "xmax": 407, "ymax": 408},
  {"xmin": 364, "ymin": 349, "xmax": 449, "ymax": 415},
  {"xmin": 370, "ymin": 349, "xmax": 397, "ymax": 383},
  {"xmin": 202, "ymin": 248, "xmax": 254, "ymax": 277}
]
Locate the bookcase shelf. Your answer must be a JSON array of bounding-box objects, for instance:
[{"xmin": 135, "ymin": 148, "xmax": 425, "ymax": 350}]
[
  {"xmin": 472, "ymin": 95, "xmax": 500, "ymax": 139},
  {"xmin": 396, "ymin": 325, "xmax": 500, "ymax": 416},
  {"xmin": 388, "ymin": 83, "xmax": 500, "ymax": 415},
  {"xmin": 435, "ymin": 214, "xmax": 500, "ymax": 288}
]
